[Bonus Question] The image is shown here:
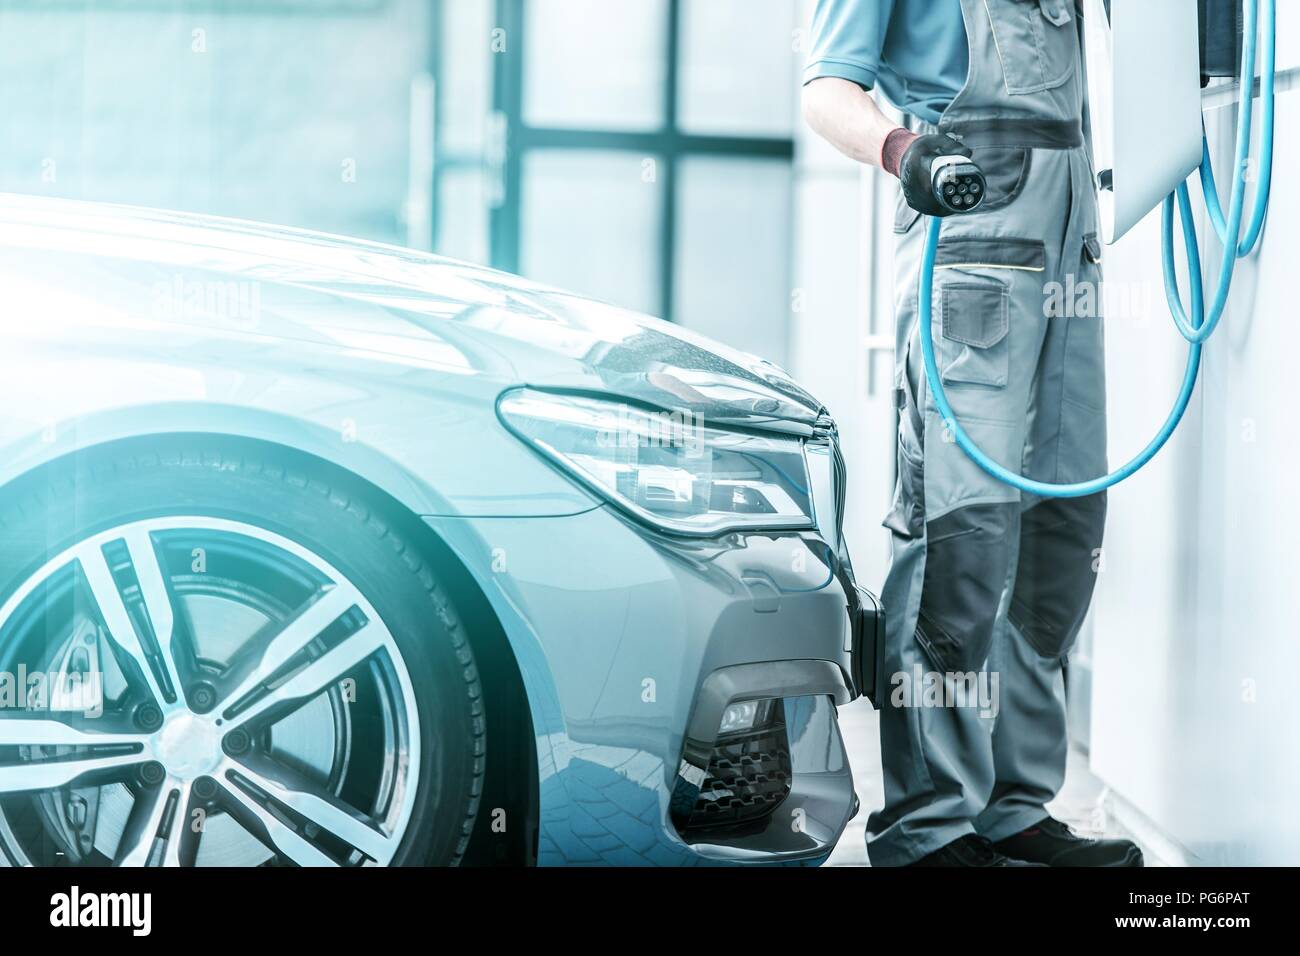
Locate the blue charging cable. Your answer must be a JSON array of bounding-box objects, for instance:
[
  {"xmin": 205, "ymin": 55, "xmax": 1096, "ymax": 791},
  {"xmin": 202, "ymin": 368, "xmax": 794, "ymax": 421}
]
[{"xmin": 917, "ymin": 0, "xmax": 1275, "ymax": 499}]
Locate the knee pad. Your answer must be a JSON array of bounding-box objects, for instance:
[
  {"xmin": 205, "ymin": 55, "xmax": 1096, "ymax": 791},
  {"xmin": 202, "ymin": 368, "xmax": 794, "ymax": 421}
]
[
  {"xmin": 1009, "ymin": 493, "xmax": 1107, "ymax": 659},
  {"xmin": 915, "ymin": 502, "xmax": 1016, "ymax": 674}
]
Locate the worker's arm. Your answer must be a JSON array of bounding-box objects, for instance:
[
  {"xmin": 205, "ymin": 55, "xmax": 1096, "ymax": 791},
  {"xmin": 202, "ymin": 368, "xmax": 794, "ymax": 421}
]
[
  {"xmin": 800, "ymin": 0, "xmax": 905, "ymax": 169},
  {"xmin": 800, "ymin": 0, "xmax": 973, "ymax": 215},
  {"xmin": 801, "ymin": 76, "xmax": 901, "ymax": 169}
]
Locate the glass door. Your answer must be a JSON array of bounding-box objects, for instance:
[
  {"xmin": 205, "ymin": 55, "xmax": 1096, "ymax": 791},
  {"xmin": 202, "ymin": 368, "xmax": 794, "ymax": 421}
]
[{"xmin": 460, "ymin": 0, "xmax": 799, "ymax": 361}]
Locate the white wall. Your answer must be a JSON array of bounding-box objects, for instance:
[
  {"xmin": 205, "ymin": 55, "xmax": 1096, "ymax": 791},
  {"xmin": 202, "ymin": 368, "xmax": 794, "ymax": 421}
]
[{"xmin": 1090, "ymin": 51, "xmax": 1300, "ymax": 865}]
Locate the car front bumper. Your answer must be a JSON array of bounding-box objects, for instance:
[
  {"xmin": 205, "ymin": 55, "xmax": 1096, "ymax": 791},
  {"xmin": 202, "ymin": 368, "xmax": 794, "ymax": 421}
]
[{"xmin": 425, "ymin": 490, "xmax": 883, "ymax": 866}]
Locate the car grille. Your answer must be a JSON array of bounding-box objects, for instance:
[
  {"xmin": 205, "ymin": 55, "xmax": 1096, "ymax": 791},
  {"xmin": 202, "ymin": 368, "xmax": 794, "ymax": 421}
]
[{"xmin": 679, "ymin": 708, "xmax": 792, "ymax": 832}]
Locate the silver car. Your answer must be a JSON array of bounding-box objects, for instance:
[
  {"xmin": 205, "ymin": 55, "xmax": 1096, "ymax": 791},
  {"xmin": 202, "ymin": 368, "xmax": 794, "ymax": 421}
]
[{"xmin": 0, "ymin": 194, "xmax": 879, "ymax": 867}]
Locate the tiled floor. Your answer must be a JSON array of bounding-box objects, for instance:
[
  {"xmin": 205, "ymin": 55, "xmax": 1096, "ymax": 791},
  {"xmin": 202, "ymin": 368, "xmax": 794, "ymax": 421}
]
[{"xmin": 826, "ymin": 698, "xmax": 1153, "ymax": 866}]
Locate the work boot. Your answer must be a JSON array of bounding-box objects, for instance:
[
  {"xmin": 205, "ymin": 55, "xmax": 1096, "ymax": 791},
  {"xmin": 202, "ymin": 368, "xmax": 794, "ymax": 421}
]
[
  {"xmin": 992, "ymin": 816, "xmax": 1144, "ymax": 867},
  {"xmin": 907, "ymin": 834, "xmax": 1048, "ymax": 867}
]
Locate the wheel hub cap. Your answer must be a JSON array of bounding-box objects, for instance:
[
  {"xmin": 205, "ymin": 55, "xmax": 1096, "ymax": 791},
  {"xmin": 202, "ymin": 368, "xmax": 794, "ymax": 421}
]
[{"xmin": 156, "ymin": 714, "xmax": 220, "ymax": 778}]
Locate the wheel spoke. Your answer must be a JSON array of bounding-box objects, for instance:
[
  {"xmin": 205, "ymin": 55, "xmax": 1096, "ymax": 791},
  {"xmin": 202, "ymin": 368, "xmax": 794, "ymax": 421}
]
[
  {"xmin": 0, "ymin": 718, "xmax": 148, "ymax": 794},
  {"xmin": 0, "ymin": 716, "xmax": 143, "ymax": 749},
  {"xmin": 76, "ymin": 540, "xmax": 177, "ymax": 713},
  {"xmin": 114, "ymin": 778, "xmax": 193, "ymax": 867},
  {"xmin": 228, "ymin": 757, "xmax": 394, "ymax": 863},
  {"xmin": 217, "ymin": 769, "xmax": 339, "ymax": 867},
  {"xmin": 122, "ymin": 529, "xmax": 189, "ymax": 712},
  {"xmin": 222, "ymin": 621, "xmax": 384, "ymax": 731},
  {"xmin": 0, "ymin": 753, "xmax": 145, "ymax": 795},
  {"xmin": 218, "ymin": 585, "xmax": 358, "ymax": 715},
  {"xmin": 114, "ymin": 785, "xmax": 169, "ymax": 866}
]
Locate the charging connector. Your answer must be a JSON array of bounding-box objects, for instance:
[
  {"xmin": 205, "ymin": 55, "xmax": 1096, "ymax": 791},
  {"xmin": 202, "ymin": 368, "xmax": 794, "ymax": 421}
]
[{"xmin": 931, "ymin": 155, "xmax": 987, "ymax": 214}]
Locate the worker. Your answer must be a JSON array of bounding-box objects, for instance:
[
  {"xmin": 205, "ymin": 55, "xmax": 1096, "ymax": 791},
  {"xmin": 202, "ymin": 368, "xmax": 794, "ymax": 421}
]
[{"xmin": 802, "ymin": 0, "xmax": 1143, "ymax": 867}]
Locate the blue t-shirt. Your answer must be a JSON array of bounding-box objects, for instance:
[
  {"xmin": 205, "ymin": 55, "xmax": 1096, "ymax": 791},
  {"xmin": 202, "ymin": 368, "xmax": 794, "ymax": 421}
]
[{"xmin": 803, "ymin": 0, "xmax": 969, "ymax": 125}]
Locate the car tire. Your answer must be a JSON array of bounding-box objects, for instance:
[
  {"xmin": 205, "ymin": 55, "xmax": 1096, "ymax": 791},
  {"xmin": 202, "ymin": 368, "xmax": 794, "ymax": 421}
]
[{"xmin": 0, "ymin": 439, "xmax": 485, "ymax": 866}]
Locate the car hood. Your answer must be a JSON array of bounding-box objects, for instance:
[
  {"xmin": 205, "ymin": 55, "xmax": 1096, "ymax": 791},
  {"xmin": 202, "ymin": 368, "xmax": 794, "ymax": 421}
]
[{"xmin": 0, "ymin": 194, "xmax": 827, "ymax": 433}]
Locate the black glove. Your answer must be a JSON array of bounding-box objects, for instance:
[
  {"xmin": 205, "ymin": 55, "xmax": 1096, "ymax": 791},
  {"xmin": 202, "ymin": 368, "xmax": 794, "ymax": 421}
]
[{"xmin": 898, "ymin": 132, "xmax": 974, "ymax": 218}]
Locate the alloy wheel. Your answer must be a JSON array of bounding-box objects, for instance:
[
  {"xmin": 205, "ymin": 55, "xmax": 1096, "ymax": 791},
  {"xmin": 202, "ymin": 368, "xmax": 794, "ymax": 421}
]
[{"xmin": 0, "ymin": 516, "xmax": 421, "ymax": 866}]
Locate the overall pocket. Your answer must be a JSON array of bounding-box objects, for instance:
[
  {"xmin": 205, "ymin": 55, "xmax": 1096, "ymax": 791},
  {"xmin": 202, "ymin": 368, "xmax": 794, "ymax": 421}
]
[
  {"xmin": 984, "ymin": 0, "xmax": 1077, "ymax": 95},
  {"xmin": 940, "ymin": 280, "xmax": 1010, "ymax": 387},
  {"xmin": 1061, "ymin": 231, "xmax": 1107, "ymax": 413},
  {"xmin": 884, "ymin": 350, "xmax": 927, "ymax": 539},
  {"xmin": 970, "ymin": 146, "xmax": 1032, "ymax": 212},
  {"xmin": 932, "ymin": 236, "xmax": 1046, "ymax": 388},
  {"xmin": 895, "ymin": 188, "xmax": 921, "ymax": 235}
]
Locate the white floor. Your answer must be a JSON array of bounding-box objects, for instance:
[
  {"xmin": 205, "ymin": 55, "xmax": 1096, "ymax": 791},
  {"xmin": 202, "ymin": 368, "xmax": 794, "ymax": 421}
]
[{"xmin": 826, "ymin": 698, "xmax": 1158, "ymax": 866}]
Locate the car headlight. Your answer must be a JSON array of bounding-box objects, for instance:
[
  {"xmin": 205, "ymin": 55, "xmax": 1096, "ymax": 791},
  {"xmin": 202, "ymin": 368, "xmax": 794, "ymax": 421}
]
[{"xmin": 498, "ymin": 389, "xmax": 814, "ymax": 535}]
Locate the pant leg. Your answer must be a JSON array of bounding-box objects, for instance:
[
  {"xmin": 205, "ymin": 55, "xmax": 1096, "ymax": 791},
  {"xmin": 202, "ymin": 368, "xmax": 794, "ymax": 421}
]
[
  {"xmin": 977, "ymin": 147, "xmax": 1109, "ymax": 840},
  {"xmin": 868, "ymin": 511, "xmax": 1014, "ymax": 866},
  {"xmin": 976, "ymin": 500, "xmax": 1106, "ymax": 842},
  {"xmin": 867, "ymin": 148, "xmax": 1068, "ymax": 866},
  {"xmin": 975, "ymin": 614, "xmax": 1071, "ymax": 841}
]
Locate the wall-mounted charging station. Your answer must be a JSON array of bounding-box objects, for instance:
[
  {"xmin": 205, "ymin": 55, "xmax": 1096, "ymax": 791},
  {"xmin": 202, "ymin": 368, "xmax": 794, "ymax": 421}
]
[
  {"xmin": 1083, "ymin": 0, "xmax": 1205, "ymax": 244},
  {"xmin": 916, "ymin": 0, "xmax": 1274, "ymax": 498}
]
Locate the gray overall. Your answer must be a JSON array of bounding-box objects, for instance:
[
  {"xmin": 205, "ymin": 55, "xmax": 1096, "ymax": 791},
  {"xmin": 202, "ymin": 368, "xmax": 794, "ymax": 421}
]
[{"xmin": 868, "ymin": 0, "xmax": 1106, "ymax": 866}]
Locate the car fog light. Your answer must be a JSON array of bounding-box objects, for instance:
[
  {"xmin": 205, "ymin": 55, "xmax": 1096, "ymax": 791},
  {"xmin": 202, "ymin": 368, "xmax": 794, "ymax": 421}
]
[{"xmin": 719, "ymin": 700, "xmax": 762, "ymax": 735}]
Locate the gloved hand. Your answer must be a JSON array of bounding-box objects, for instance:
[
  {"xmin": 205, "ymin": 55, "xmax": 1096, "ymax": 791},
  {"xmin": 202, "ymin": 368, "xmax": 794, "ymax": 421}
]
[{"xmin": 896, "ymin": 132, "xmax": 975, "ymax": 218}]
